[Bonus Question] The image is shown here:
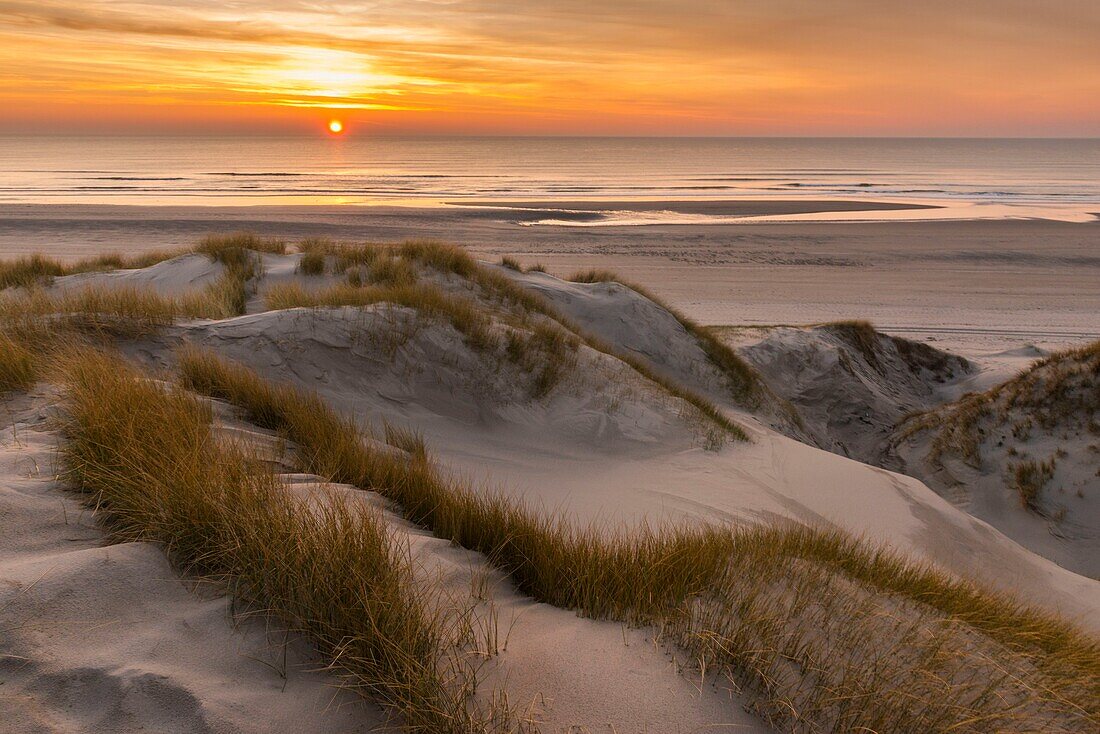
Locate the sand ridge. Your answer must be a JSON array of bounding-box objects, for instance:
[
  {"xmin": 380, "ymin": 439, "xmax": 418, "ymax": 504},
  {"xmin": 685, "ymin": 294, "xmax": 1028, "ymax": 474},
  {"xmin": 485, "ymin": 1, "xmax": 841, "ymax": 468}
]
[{"xmin": 1, "ymin": 244, "xmax": 1097, "ymax": 731}]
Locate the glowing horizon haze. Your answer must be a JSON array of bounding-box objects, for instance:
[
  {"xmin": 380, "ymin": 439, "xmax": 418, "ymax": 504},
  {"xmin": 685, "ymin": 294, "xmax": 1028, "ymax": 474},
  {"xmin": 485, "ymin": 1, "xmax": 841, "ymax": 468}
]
[{"xmin": 1, "ymin": 1, "xmax": 1098, "ymax": 136}]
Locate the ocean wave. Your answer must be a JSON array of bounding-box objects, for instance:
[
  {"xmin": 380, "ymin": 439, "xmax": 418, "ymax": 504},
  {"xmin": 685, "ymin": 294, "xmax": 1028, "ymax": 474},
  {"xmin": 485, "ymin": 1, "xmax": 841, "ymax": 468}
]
[
  {"xmin": 89, "ymin": 176, "xmax": 187, "ymax": 181},
  {"xmin": 206, "ymin": 172, "xmax": 308, "ymax": 177}
]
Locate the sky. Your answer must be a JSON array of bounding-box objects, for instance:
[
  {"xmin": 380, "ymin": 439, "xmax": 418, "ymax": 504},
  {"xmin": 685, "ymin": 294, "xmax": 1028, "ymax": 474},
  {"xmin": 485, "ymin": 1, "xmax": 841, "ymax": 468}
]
[{"xmin": 1, "ymin": 0, "xmax": 1098, "ymax": 136}]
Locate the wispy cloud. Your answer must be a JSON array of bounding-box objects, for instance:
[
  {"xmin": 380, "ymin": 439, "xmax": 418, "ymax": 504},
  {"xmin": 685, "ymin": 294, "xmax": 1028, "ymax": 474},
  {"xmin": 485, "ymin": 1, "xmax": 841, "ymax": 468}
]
[{"xmin": 2, "ymin": 0, "xmax": 1097, "ymax": 134}]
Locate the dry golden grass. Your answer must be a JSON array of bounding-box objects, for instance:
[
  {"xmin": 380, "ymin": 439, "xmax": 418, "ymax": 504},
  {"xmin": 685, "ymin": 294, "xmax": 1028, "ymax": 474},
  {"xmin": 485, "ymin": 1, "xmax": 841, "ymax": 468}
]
[
  {"xmin": 368, "ymin": 255, "xmax": 419, "ymax": 288},
  {"xmin": 819, "ymin": 319, "xmax": 883, "ymax": 370},
  {"xmin": 679, "ymin": 530, "xmax": 1095, "ymax": 732},
  {"xmin": 60, "ymin": 348, "xmax": 514, "ymax": 733},
  {"xmin": 192, "ymin": 233, "xmax": 282, "ymax": 316},
  {"xmin": 0, "ymin": 232, "xmax": 282, "ymax": 295},
  {"xmin": 196, "ymin": 232, "xmax": 287, "ymax": 259},
  {"xmin": 265, "ymin": 281, "xmax": 500, "ymax": 353},
  {"xmin": 896, "ymin": 339, "xmax": 1100, "ymax": 471},
  {"xmin": 0, "ymin": 232, "xmax": 280, "ymax": 324},
  {"xmin": 0, "ymin": 254, "xmax": 67, "ymax": 289},
  {"xmin": 0, "ymin": 279, "xmax": 250, "ymax": 345},
  {"xmin": 0, "ymin": 285, "xmax": 190, "ymax": 338},
  {"xmin": 0, "ymin": 249, "xmax": 195, "ymax": 290},
  {"xmin": 1013, "ymin": 458, "xmax": 1057, "ymax": 512},
  {"xmin": 178, "ymin": 347, "xmax": 1098, "ymax": 731},
  {"xmin": 504, "ymin": 322, "xmax": 579, "ymax": 399},
  {"xmin": 177, "ymin": 345, "xmax": 732, "ymax": 620},
  {"xmin": 0, "ymin": 333, "xmax": 37, "ymax": 392},
  {"xmin": 297, "ymin": 250, "xmax": 327, "ymax": 276}
]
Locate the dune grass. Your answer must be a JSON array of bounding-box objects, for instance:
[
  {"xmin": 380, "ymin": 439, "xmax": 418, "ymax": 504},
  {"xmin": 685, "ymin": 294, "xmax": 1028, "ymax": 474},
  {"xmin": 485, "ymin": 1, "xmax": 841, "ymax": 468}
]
[
  {"xmin": 0, "ymin": 278, "xmax": 252, "ymax": 343},
  {"xmin": 177, "ymin": 345, "xmax": 734, "ymax": 620},
  {"xmin": 819, "ymin": 319, "xmax": 884, "ymax": 370},
  {"xmin": 193, "ymin": 233, "xmax": 283, "ymax": 315},
  {"xmin": 679, "ymin": 533, "xmax": 1094, "ymax": 732},
  {"xmin": 0, "ymin": 285, "xmax": 195, "ymax": 338},
  {"xmin": 368, "ymin": 255, "xmax": 419, "ymax": 288},
  {"xmin": 0, "ymin": 254, "xmax": 67, "ymax": 289},
  {"xmin": 60, "ymin": 348, "xmax": 511, "ymax": 733},
  {"xmin": 196, "ymin": 232, "xmax": 287, "ymax": 259},
  {"xmin": 0, "ymin": 249, "xmax": 199, "ymax": 290},
  {"xmin": 265, "ymin": 281, "xmax": 500, "ymax": 353},
  {"xmin": 177, "ymin": 347, "xmax": 1098, "ymax": 731},
  {"xmin": 0, "ymin": 333, "xmax": 37, "ymax": 392},
  {"xmin": 897, "ymin": 339, "xmax": 1100, "ymax": 468},
  {"xmin": 504, "ymin": 322, "xmax": 580, "ymax": 399},
  {"xmin": 297, "ymin": 250, "xmax": 327, "ymax": 276},
  {"xmin": 1012, "ymin": 458, "xmax": 1057, "ymax": 512},
  {"xmin": 0, "ymin": 232, "xmax": 280, "ymax": 323},
  {"xmin": 0, "ymin": 251, "xmax": 185, "ymax": 289}
]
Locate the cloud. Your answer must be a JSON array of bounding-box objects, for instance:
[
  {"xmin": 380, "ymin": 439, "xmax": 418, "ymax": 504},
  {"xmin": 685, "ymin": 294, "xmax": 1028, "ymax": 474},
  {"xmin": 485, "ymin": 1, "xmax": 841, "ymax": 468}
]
[{"xmin": 1, "ymin": 0, "xmax": 1097, "ymax": 134}]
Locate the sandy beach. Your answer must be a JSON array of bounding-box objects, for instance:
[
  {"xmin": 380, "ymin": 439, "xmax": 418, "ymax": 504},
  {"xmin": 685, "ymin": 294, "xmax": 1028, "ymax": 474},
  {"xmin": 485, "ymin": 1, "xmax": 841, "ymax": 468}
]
[{"xmin": 1, "ymin": 202, "xmax": 1098, "ymax": 355}]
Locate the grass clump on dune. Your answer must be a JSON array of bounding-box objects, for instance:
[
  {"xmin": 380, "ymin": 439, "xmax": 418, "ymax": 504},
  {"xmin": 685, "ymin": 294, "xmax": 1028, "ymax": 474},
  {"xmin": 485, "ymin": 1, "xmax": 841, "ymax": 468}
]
[
  {"xmin": 504, "ymin": 322, "xmax": 579, "ymax": 399},
  {"xmin": 683, "ymin": 529, "xmax": 1096, "ymax": 733},
  {"xmin": 0, "ymin": 248, "xmax": 198, "ymax": 291},
  {"xmin": 196, "ymin": 232, "xmax": 286, "ymax": 259},
  {"xmin": 369, "ymin": 255, "xmax": 419, "ymax": 288},
  {"xmin": 0, "ymin": 285, "xmax": 192, "ymax": 338},
  {"xmin": 0, "ymin": 254, "xmax": 66, "ymax": 289},
  {"xmin": 819, "ymin": 319, "xmax": 883, "ymax": 369},
  {"xmin": 265, "ymin": 281, "xmax": 500, "ymax": 353},
  {"xmin": 0, "ymin": 279, "xmax": 249, "ymax": 342},
  {"xmin": 1013, "ymin": 458, "xmax": 1057, "ymax": 512},
  {"xmin": 0, "ymin": 333, "xmax": 37, "ymax": 392},
  {"xmin": 296, "ymin": 250, "xmax": 327, "ymax": 276},
  {"xmin": 0, "ymin": 233, "xmax": 280, "ymax": 322},
  {"xmin": 178, "ymin": 348, "xmax": 1098, "ymax": 731},
  {"xmin": 193, "ymin": 233, "xmax": 286, "ymax": 316},
  {"xmin": 897, "ymin": 339, "xmax": 1100, "ymax": 470},
  {"xmin": 61, "ymin": 349, "xmax": 510, "ymax": 733}
]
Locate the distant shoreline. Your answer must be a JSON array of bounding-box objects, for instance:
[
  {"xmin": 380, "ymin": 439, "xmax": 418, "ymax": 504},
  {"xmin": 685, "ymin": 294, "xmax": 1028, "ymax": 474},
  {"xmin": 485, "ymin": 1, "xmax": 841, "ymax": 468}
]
[{"xmin": 446, "ymin": 199, "xmax": 938, "ymax": 217}]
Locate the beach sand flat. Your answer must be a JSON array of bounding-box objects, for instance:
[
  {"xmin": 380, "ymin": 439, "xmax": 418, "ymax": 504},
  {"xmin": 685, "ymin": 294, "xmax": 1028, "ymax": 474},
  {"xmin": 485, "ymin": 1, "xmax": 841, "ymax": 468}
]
[{"xmin": 1, "ymin": 203, "xmax": 1096, "ymax": 353}]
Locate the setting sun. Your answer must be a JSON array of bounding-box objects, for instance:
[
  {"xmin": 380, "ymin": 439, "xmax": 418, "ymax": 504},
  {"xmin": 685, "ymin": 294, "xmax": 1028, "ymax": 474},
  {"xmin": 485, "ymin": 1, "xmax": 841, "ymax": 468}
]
[{"xmin": 327, "ymin": 120, "xmax": 344, "ymax": 134}]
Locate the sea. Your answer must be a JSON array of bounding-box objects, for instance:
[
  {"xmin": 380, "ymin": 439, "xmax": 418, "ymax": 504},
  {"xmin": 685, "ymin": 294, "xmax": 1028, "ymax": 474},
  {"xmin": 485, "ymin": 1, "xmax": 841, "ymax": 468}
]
[{"xmin": 1, "ymin": 136, "xmax": 1098, "ymax": 223}]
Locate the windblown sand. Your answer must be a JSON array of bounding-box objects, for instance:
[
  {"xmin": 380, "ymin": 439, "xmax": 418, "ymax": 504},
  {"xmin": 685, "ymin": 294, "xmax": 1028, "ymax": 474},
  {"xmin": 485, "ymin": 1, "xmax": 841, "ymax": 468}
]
[{"xmin": 0, "ymin": 217, "xmax": 1096, "ymax": 731}]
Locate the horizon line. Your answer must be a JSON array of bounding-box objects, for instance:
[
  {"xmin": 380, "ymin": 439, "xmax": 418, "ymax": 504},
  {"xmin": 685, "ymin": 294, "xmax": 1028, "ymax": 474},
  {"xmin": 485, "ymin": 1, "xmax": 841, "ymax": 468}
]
[{"xmin": 3, "ymin": 133, "xmax": 1099, "ymax": 141}]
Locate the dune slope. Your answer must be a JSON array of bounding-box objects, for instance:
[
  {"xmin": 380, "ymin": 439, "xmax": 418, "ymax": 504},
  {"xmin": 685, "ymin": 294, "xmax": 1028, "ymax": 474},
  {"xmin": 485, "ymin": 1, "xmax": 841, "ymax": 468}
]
[
  {"xmin": 2, "ymin": 240, "xmax": 1097, "ymax": 732},
  {"xmin": 890, "ymin": 341, "xmax": 1100, "ymax": 577}
]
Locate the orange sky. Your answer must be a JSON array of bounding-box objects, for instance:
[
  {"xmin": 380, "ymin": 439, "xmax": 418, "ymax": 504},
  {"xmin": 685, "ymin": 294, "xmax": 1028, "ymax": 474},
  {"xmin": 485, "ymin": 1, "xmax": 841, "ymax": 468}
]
[{"xmin": 1, "ymin": 0, "xmax": 1098, "ymax": 135}]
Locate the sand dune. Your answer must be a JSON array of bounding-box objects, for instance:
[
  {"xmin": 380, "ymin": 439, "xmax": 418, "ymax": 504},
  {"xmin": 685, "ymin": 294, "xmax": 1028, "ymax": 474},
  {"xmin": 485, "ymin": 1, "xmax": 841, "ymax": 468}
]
[
  {"xmin": 0, "ymin": 388, "xmax": 386, "ymax": 733},
  {"xmin": 1, "ymin": 241, "xmax": 1096, "ymax": 731},
  {"xmin": 890, "ymin": 342, "xmax": 1100, "ymax": 577}
]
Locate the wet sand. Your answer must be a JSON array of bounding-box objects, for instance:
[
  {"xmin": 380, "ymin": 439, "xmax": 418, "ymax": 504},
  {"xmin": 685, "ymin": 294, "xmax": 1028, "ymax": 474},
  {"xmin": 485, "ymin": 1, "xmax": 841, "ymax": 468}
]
[{"xmin": 447, "ymin": 199, "xmax": 938, "ymax": 216}]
